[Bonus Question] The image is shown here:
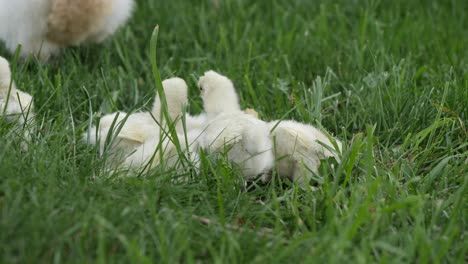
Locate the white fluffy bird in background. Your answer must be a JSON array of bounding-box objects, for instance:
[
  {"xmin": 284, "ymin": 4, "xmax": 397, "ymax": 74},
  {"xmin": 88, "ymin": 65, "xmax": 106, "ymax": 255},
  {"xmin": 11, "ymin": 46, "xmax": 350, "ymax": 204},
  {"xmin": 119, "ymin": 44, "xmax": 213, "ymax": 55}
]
[
  {"xmin": 0, "ymin": 0, "xmax": 134, "ymax": 59},
  {"xmin": 267, "ymin": 120, "xmax": 343, "ymax": 186},
  {"xmin": 198, "ymin": 70, "xmax": 274, "ymax": 181},
  {"xmin": 0, "ymin": 56, "xmax": 35, "ymax": 150}
]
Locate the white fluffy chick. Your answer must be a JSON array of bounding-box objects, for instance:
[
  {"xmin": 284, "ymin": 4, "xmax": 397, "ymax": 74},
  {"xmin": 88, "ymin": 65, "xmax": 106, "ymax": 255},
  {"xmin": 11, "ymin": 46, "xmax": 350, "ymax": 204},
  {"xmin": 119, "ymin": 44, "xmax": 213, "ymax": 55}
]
[
  {"xmin": 0, "ymin": 56, "xmax": 35, "ymax": 150},
  {"xmin": 86, "ymin": 77, "xmax": 200, "ymax": 170},
  {"xmin": 85, "ymin": 111, "xmax": 158, "ymax": 166},
  {"xmin": 267, "ymin": 120, "xmax": 343, "ymax": 185},
  {"xmin": 198, "ymin": 70, "xmax": 274, "ymax": 181},
  {"xmin": 122, "ymin": 78, "xmax": 202, "ymax": 170},
  {"xmin": 0, "ymin": 0, "xmax": 134, "ymax": 59}
]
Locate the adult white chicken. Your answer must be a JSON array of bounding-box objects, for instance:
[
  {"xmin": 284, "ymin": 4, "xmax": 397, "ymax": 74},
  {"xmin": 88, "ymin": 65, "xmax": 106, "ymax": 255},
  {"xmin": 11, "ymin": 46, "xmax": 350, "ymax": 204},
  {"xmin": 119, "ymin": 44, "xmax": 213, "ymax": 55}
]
[
  {"xmin": 0, "ymin": 56, "xmax": 35, "ymax": 150},
  {"xmin": 85, "ymin": 77, "xmax": 201, "ymax": 169},
  {"xmin": 198, "ymin": 70, "xmax": 274, "ymax": 181},
  {"xmin": 0, "ymin": 0, "xmax": 134, "ymax": 59}
]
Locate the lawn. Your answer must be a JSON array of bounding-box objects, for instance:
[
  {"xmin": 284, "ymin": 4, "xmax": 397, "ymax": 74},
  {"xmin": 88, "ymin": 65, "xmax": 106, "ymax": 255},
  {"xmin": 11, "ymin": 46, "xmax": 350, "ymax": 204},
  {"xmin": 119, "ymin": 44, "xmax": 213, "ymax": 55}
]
[{"xmin": 0, "ymin": 0, "xmax": 467, "ymax": 263}]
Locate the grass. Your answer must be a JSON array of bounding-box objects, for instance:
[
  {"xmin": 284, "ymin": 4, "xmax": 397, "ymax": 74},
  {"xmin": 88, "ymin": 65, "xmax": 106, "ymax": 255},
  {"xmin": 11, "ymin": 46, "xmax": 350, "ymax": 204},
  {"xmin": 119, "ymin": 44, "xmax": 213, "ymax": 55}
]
[{"xmin": 1, "ymin": 0, "xmax": 467, "ymax": 262}]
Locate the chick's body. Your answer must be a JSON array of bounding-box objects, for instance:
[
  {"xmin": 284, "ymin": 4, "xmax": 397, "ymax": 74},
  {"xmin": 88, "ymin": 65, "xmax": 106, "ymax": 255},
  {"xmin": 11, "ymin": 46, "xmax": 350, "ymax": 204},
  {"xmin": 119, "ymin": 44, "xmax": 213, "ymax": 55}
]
[
  {"xmin": 86, "ymin": 111, "xmax": 158, "ymax": 166},
  {"xmin": 268, "ymin": 120, "xmax": 342, "ymax": 185},
  {"xmin": 202, "ymin": 111, "xmax": 273, "ymax": 180}
]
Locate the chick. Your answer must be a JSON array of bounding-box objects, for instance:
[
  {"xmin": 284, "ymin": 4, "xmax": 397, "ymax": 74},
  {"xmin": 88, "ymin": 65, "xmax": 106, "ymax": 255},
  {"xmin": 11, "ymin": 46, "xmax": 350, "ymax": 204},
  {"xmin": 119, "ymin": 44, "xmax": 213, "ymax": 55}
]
[
  {"xmin": 198, "ymin": 70, "xmax": 274, "ymax": 181},
  {"xmin": 86, "ymin": 77, "xmax": 200, "ymax": 170},
  {"xmin": 0, "ymin": 56, "xmax": 35, "ymax": 150},
  {"xmin": 267, "ymin": 120, "xmax": 343, "ymax": 185},
  {"xmin": 122, "ymin": 78, "xmax": 201, "ymax": 170},
  {"xmin": 0, "ymin": 0, "xmax": 134, "ymax": 59},
  {"xmin": 85, "ymin": 111, "xmax": 158, "ymax": 166}
]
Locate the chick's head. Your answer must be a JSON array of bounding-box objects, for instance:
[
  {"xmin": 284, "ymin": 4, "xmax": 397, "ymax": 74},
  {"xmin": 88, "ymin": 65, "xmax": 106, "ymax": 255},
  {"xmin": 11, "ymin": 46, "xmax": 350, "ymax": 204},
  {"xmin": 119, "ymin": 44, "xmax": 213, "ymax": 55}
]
[
  {"xmin": 198, "ymin": 70, "xmax": 240, "ymax": 116},
  {"xmin": 152, "ymin": 77, "xmax": 188, "ymax": 121}
]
